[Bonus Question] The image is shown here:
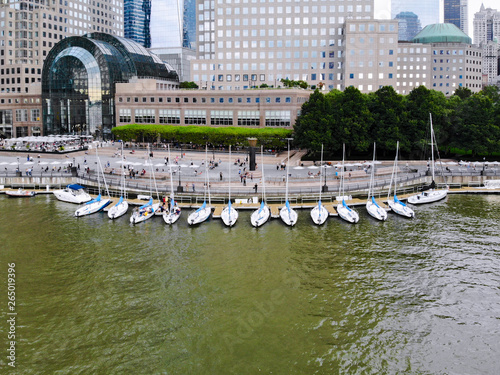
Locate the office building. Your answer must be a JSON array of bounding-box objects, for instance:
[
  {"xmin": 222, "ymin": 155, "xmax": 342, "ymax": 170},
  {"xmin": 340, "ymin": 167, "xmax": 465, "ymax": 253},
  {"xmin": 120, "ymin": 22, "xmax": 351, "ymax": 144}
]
[
  {"xmin": 124, "ymin": 0, "xmax": 151, "ymax": 47},
  {"xmin": 150, "ymin": 0, "xmax": 195, "ymax": 49},
  {"xmin": 394, "ymin": 11, "xmax": 422, "ymax": 41},
  {"xmin": 473, "ymin": 5, "xmax": 500, "ymax": 85},
  {"xmin": 190, "ymin": 0, "xmax": 374, "ymax": 91},
  {"xmin": 444, "ymin": 0, "xmax": 468, "ymax": 35},
  {"xmin": 391, "ymin": 0, "xmax": 439, "ymax": 30},
  {"xmin": 344, "ymin": 19, "xmax": 399, "ymax": 92}
]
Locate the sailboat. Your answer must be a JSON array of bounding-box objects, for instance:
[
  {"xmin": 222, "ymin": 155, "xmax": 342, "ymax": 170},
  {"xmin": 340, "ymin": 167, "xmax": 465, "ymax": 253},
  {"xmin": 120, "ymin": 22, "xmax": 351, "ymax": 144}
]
[
  {"xmin": 163, "ymin": 144, "xmax": 181, "ymax": 224},
  {"xmin": 279, "ymin": 139, "xmax": 298, "ymax": 226},
  {"xmin": 310, "ymin": 144, "xmax": 329, "ymax": 225},
  {"xmin": 408, "ymin": 113, "xmax": 448, "ymax": 205},
  {"xmin": 130, "ymin": 145, "xmax": 160, "ymax": 224},
  {"xmin": 108, "ymin": 142, "xmax": 129, "ymax": 219},
  {"xmin": 221, "ymin": 145, "xmax": 238, "ymax": 227},
  {"xmin": 187, "ymin": 145, "xmax": 212, "ymax": 225},
  {"xmin": 387, "ymin": 141, "xmax": 415, "ymax": 218},
  {"xmin": 336, "ymin": 144, "xmax": 359, "ymax": 223},
  {"xmin": 251, "ymin": 145, "xmax": 271, "ymax": 227},
  {"xmin": 75, "ymin": 148, "xmax": 112, "ymax": 217},
  {"xmin": 366, "ymin": 142, "xmax": 388, "ymax": 221}
]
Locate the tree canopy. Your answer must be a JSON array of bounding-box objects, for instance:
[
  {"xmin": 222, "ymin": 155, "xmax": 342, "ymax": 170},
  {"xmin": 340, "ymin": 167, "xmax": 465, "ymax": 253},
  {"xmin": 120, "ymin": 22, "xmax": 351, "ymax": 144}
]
[{"xmin": 293, "ymin": 86, "xmax": 500, "ymax": 158}]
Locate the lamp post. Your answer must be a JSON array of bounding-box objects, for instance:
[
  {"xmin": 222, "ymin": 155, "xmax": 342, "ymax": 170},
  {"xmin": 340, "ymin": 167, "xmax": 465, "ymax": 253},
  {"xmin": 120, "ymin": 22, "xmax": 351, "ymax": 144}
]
[
  {"xmin": 248, "ymin": 137, "xmax": 257, "ymax": 171},
  {"xmin": 177, "ymin": 166, "xmax": 183, "ymax": 192}
]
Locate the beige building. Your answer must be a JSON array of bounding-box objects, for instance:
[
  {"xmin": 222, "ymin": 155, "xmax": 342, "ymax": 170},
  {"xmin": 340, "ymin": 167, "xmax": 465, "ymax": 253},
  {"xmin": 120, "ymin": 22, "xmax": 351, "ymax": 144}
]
[
  {"xmin": 0, "ymin": 83, "xmax": 41, "ymax": 138},
  {"xmin": 396, "ymin": 43, "xmax": 431, "ymax": 95},
  {"xmin": 190, "ymin": 0, "xmax": 374, "ymax": 91},
  {"xmin": 115, "ymin": 79, "xmax": 309, "ymax": 129},
  {"xmin": 343, "ymin": 19, "xmax": 398, "ymax": 92}
]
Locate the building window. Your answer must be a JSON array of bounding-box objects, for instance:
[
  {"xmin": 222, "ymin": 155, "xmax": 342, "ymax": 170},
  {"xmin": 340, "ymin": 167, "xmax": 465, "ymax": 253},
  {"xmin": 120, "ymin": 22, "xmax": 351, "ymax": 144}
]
[
  {"xmin": 30, "ymin": 109, "xmax": 40, "ymax": 122},
  {"xmin": 265, "ymin": 110, "xmax": 291, "ymax": 127},
  {"xmin": 134, "ymin": 109, "xmax": 155, "ymax": 123},
  {"xmin": 184, "ymin": 110, "xmax": 206, "ymax": 125},
  {"xmin": 159, "ymin": 109, "xmax": 180, "ymax": 124},
  {"xmin": 119, "ymin": 109, "xmax": 131, "ymax": 123},
  {"xmin": 211, "ymin": 110, "xmax": 233, "ymax": 125},
  {"xmin": 238, "ymin": 111, "xmax": 260, "ymax": 126}
]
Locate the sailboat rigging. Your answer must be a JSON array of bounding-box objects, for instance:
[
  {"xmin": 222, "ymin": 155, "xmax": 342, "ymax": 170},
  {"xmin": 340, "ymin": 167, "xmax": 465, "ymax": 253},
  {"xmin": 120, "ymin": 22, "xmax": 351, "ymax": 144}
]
[
  {"xmin": 387, "ymin": 141, "xmax": 415, "ymax": 218},
  {"xmin": 310, "ymin": 144, "xmax": 329, "ymax": 225},
  {"xmin": 279, "ymin": 139, "xmax": 298, "ymax": 226},
  {"xmin": 221, "ymin": 145, "xmax": 239, "ymax": 227},
  {"xmin": 251, "ymin": 145, "xmax": 271, "ymax": 227},
  {"xmin": 336, "ymin": 144, "xmax": 359, "ymax": 223},
  {"xmin": 366, "ymin": 142, "xmax": 388, "ymax": 221}
]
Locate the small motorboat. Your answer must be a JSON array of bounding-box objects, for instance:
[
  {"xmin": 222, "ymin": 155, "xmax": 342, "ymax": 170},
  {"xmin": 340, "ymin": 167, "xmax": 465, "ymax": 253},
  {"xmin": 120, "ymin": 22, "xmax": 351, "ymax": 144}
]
[
  {"xmin": 6, "ymin": 188, "xmax": 36, "ymax": 197},
  {"xmin": 53, "ymin": 184, "xmax": 92, "ymax": 204}
]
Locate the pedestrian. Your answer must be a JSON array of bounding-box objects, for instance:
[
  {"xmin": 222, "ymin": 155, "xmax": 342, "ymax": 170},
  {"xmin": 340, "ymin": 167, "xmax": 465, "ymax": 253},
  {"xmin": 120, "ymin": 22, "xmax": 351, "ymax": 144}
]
[
  {"xmin": 243, "ymin": 176, "xmax": 246, "ymax": 186},
  {"xmin": 220, "ymin": 171, "xmax": 223, "ymax": 181},
  {"xmin": 254, "ymin": 183, "xmax": 258, "ymax": 193},
  {"xmin": 192, "ymin": 183, "xmax": 195, "ymax": 192}
]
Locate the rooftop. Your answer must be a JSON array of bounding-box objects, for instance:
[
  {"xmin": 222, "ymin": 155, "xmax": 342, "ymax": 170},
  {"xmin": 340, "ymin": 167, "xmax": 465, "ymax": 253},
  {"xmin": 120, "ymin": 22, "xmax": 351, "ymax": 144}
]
[{"xmin": 412, "ymin": 23, "xmax": 472, "ymax": 44}]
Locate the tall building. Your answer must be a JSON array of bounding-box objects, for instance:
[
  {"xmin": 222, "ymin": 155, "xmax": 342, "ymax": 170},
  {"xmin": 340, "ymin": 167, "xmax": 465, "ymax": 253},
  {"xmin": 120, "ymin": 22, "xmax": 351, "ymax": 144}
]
[
  {"xmin": 124, "ymin": 0, "xmax": 151, "ymax": 48},
  {"xmin": 473, "ymin": 5, "xmax": 500, "ymax": 85},
  {"xmin": 191, "ymin": 0, "xmax": 374, "ymax": 91},
  {"xmin": 391, "ymin": 0, "xmax": 439, "ymax": 30},
  {"xmin": 444, "ymin": 0, "xmax": 468, "ymax": 35},
  {"xmin": 150, "ymin": 0, "xmax": 195, "ymax": 49},
  {"xmin": 395, "ymin": 12, "xmax": 422, "ymax": 41}
]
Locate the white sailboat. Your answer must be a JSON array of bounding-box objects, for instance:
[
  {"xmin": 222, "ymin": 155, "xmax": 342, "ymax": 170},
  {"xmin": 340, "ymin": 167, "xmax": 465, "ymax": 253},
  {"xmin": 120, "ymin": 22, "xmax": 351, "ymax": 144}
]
[
  {"xmin": 366, "ymin": 142, "xmax": 388, "ymax": 221},
  {"xmin": 408, "ymin": 113, "xmax": 448, "ymax": 205},
  {"xmin": 221, "ymin": 145, "xmax": 238, "ymax": 227},
  {"xmin": 130, "ymin": 145, "xmax": 160, "ymax": 224},
  {"xmin": 187, "ymin": 145, "xmax": 212, "ymax": 225},
  {"xmin": 310, "ymin": 144, "xmax": 329, "ymax": 225},
  {"xmin": 387, "ymin": 141, "xmax": 415, "ymax": 218},
  {"xmin": 108, "ymin": 142, "xmax": 129, "ymax": 219},
  {"xmin": 75, "ymin": 148, "xmax": 112, "ymax": 217},
  {"xmin": 163, "ymin": 144, "xmax": 181, "ymax": 225},
  {"xmin": 336, "ymin": 144, "xmax": 359, "ymax": 223},
  {"xmin": 53, "ymin": 184, "xmax": 92, "ymax": 204},
  {"xmin": 251, "ymin": 145, "xmax": 271, "ymax": 227},
  {"xmin": 280, "ymin": 139, "xmax": 298, "ymax": 226}
]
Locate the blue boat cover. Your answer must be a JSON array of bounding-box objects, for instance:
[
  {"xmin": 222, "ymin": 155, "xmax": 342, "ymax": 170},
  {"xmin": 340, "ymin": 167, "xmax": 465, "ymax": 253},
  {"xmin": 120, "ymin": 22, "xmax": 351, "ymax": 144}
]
[
  {"xmin": 258, "ymin": 201, "xmax": 264, "ymax": 214},
  {"xmin": 68, "ymin": 184, "xmax": 85, "ymax": 190},
  {"xmin": 195, "ymin": 201, "xmax": 207, "ymax": 213},
  {"xmin": 394, "ymin": 195, "xmax": 406, "ymax": 206},
  {"xmin": 286, "ymin": 200, "xmax": 291, "ymax": 213},
  {"xmin": 116, "ymin": 196, "xmax": 124, "ymax": 205},
  {"xmin": 342, "ymin": 199, "xmax": 352, "ymax": 211},
  {"xmin": 170, "ymin": 198, "xmax": 175, "ymax": 212},
  {"xmin": 371, "ymin": 196, "xmax": 380, "ymax": 207},
  {"xmin": 139, "ymin": 198, "xmax": 153, "ymax": 209},
  {"xmin": 228, "ymin": 200, "xmax": 232, "ymax": 210},
  {"xmin": 86, "ymin": 194, "xmax": 101, "ymax": 205}
]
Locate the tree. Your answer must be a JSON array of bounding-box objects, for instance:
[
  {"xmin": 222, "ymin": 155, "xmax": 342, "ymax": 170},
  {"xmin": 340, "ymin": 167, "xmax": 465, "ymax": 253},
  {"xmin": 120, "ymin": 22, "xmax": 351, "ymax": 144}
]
[
  {"xmin": 179, "ymin": 81, "xmax": 199, "ymax": 89},
  {"xmin": 452, "ymin": 86, "xmax": 472, "ymax": 100}
]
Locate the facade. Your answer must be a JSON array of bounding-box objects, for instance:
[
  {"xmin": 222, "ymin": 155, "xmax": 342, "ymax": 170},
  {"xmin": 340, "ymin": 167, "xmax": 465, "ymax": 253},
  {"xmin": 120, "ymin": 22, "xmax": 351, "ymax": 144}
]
[
  {"xmin": 394, "ymin": 12, "xmax": 422, "ymax": 41},
  {"xmin": 149, "ymin": 47, "xmax": 196, "ymax": 82},
  {"xmin": 150, "ymin": 0, "xmax": 196, "ymax": 49},
  {"xmin": 344, "ymin": 19, "xmax": 398, "ymax": 92},
  {"xmin": 473, "ymin": 5, "xmax": 500, "ymax": 85},
  {"xmin": 124, "ymin": 0, "xmax": 151, "ymax": 47},
  {"xmin": 395, "ymin": 23, "xmax": 482, "ymax": 96},
  {"xmin": 182, "ymin": 0, "xmax": 196, "ymax": 49},
  {"xmin": 115, "ymin": 80, "xmax": 309, "ymax": 129},
  {"xmin": 444, "ymin": 0, "xmax": 468, "ymax": 35},
  {"xmin": 41, "ymin": 33, "xmax": 178, "ymax": 138},
  {"xmin": 391, "ymin": 0, "xmax": 439, "ymax": 30},
  {"xmin": 190, "ymin": 0, "xmax": 374, "ymax": 91},
  {"xmin": 0, "ymin": 86, "xmax": 42, "ymax": 138}
]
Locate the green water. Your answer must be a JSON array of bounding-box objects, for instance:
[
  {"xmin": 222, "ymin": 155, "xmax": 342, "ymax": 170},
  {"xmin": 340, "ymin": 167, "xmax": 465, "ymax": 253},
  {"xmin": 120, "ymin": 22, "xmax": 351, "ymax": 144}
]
[{"xmin": 0, "ymin": 194, "xmax": 499, "ymax": 374}]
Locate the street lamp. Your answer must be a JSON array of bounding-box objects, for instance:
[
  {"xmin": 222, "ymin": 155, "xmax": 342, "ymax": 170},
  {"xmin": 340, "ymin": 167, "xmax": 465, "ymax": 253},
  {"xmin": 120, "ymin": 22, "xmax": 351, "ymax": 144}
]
[{"xmin": 177, "ymin": 166, "xmax": 183, "ymax": 192}]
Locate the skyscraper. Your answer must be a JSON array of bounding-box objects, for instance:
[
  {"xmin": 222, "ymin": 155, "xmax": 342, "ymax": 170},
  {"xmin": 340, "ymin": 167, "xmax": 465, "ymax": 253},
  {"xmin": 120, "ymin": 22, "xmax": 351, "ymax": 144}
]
[
  {"xmin": 444, "ymin": 0, "xmax": 468, "ymax": 36},
  {"xmin": 124, "ymin": 0, "xmax": 152, "ymax": 48},
  {"xmin": 391, "ymin": 0, "xmax": 439, "ymax": 30},
  {"xmin": 473, "ymin": 5, "xmax": 500, "ymax": 84},
  {"xmin": 395, "ymin": 12, "xmax": 422, "ymax": 41},
  {"xmin": 150, "ymin": 0, "xmax": 195, "ymax": 49},
  {"xmin": 191, "ymin": 0, "xmax": 375, "ymax": 91}
]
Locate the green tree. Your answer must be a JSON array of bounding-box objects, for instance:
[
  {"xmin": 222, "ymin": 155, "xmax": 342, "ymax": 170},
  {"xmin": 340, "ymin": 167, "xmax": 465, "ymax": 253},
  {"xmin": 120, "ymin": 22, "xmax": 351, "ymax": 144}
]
[{"xmin": 179, "ymin": 81, "xmax": 199, "ymax": 89}]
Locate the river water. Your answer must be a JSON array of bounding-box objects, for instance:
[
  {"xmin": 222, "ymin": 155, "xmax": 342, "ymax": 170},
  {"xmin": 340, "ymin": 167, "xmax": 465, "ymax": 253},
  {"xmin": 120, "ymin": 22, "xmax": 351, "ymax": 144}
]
[{"xmin": 1, "ymin": 194, "xmax": 499, "ymax": 374}]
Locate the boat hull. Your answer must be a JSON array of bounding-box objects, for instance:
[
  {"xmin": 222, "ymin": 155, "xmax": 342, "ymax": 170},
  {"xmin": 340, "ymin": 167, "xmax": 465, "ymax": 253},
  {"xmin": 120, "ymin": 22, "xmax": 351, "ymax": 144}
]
[
  {"xmin": 387, "ymin": 200, "xmax": 415, "ymax": 218},
  {"xmin": 53, "ymin": 189, "xmax": 92, "ymax": 204},
  {"xmin": 75, "ymin": 199, "xmax": 112, "ymax": 217},
  {"xmin": 163, "ymin": 210, "xmax": 181, "ymax": 225},
  {"xmin": 130, "ymin": 203, "xmax": 160, "ymax": 224},
  {"xmin": 407, "ymin": 189, "xmax": 448, "ymax": 205},
  {"xmin": 6, "ymin": 190, "xmax": 35, "ymax": 197},
  {"xmin": 279, "ymin": 206, "xmax": 298, "ymax": 226},
  {"xmin": 221, "ymin": 206, "xmax": 239, "ymax": 227},
  {"xmin": 187, "ymin": 207, "xmax": 212, "ymax": 225},
  {"xmin": 366, "ymin": 202, "xmax": 388, "ymax": 221},
  {"xmin": 107, "ymin": 201, "xmax": 129, "ymax": 219},
  {"xmin": 251, "ymin": 205, "xmax": 270, "ymax": 227},
  {"xmin": 310, "ymin": 205, "xmax": 329, "ymax": 225},
  {"xmin": 336, "ymin": 204, "xmax": 359, "ymax": 223}
]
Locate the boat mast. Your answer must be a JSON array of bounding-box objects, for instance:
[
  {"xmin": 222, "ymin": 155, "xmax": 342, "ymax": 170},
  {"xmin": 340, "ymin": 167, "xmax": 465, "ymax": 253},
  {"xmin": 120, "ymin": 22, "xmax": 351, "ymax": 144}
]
[
  {"xmin": 369, "ymin": 142, "xmax": 376, "ymax": 201},
  {"xmin": 285, "ymin": 139, "xmax": 290, "ymax": 203},
  {"xmin": 261, "ymin": 145, "xmax": 266, "ymax": 203},
  {"xmin": 168, "ymin": 144, "xmax": 174, "ymax": 204},
  {"xmin": 430, "ymin": 113, "xmax": 435, "ymax": 181},
  {"xmin": 228, "ymin": 145, "xmax": 231, "ymax": 204},
  {"xmin": 319, "ymin": 144, "xmax": 323, "ymax": 202}
]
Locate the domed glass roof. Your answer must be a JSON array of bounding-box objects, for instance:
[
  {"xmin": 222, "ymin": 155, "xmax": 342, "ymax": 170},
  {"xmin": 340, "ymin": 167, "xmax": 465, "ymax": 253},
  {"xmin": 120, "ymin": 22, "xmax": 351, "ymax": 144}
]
[{"xmin": 412, "ymin": 23, "xmax": 472, "ymax": 44}]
